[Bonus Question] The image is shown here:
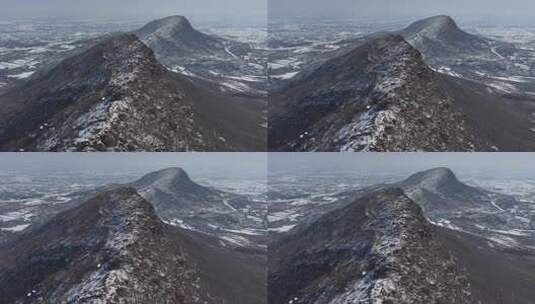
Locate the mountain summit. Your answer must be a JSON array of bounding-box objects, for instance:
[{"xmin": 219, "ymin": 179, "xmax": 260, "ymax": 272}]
[
  {"xmin": 138, "ymin": 15, "xmax": 195, "ymax": 34},
  {"xmin": 128, "ymin": 167, "xmax": 257, "ymax": 244},
  {"xmin": 397, "ymin": 167, "xmax": 501, "ymax": 216},
  {"xmin": 134, "ymin": 15, "xmax": 266, "ymax": 96},
  {"xmin": 403, "ymin": 15, "xmax": 466, "ymax": 40},
  {"xmin": 135, "ymin": 15, "xmax": 225, "ymax": 64},
  {"xmin": 131, "ymin": 167, "xmax": 226, "ymax": 214},
  {"xmin": 400, "ymin": 167, "xmax": 463, "ymax": 191},
  {"xmin": 401, "ymin": 15, "xmax": 489, "ymax": 58},
  {"xmin": 133, "ymin": 167, "xmax": 194, "ymax": 189},
  {"xmin": 399, "ymin": 14, "xmax": 535, "ymax": 106}
]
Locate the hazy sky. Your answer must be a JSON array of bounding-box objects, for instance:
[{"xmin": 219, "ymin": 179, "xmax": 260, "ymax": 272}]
[
  {"xmin": 269, "ymin": 153, "xmax": 535, "ymax": 179},
  {"xmin": 0, "ymin": 153, "xmax": 267, "ymax": 179},
  {"xmin": 269, "ymin": 0, "xmax": 535, "ymax": 23},
  {"xmin": 1, "ymin": 153, "xmax": 535, "ymax": 184},
  {"xmin": 2, "ymin": 153, "xmax": 534, "ymax": 178},
  {"xmin": 2, "ymin": 0, "xmax": 531, "ymax": 24},
  {"xmin": 0, "ymin": 0, "xmax": 266, "ymax": 23}
]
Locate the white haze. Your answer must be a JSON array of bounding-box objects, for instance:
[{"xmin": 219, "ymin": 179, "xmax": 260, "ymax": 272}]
[
  {"xmin": 268, "ymin": 153, "xmax": 535, "ymax": 180},
  {"xmin": 0, "ymin": 0, "xmax": 266, "ymax": 24},
  {"xmin": 269, "ymin": 0, "xmax": 535, "ymax": 25}
]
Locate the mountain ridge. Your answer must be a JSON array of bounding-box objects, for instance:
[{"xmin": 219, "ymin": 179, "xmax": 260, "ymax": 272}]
[
  {"xmin": 269, "ymin": 16, "xmax": 535, "ymax": 152},
  {"xmin": 0, "ymin": 184, "xmax": 267, "ymax": 303},
  {"xmin": 269, "ymin": 187, "xmax": 475, "ymax": 304},
  {"xmin": 0, "ymin": 187, "xmax": 210, "ymax": 303},
  {"xmin": 269, "ymin": 33, "xmax": 487, "ymax": 151},
  {"xmin": 0, "ymin": 31, "xmax": 266, "ymax": 152}
]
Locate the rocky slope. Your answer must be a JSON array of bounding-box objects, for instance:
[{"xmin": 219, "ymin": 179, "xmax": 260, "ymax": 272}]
[
  {"xmin": 0, "ymin": 33, "xmax": 266, "ymax": 152},
  {"xmin": 439, "ymin": 227, "xmax": 535, "ymax": 304},
  {"xmin": 269, "ymin": 188, "xmax": 476, "ymax": 304},
  {"xmin": 0, "ymin": 186, "xmax": 266, "ymax": 304},
  {"xmin": 171, "ymin": 228, "xmax": 267, "ymax": 304}
]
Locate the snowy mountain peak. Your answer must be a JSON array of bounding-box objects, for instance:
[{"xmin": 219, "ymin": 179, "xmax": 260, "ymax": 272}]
[
  {"xmin": 133, "ymin": 167, "xmax": 194, "ymax": 189},
  {"xmin": 135, "ymin": 15, "xmax": 203, "ymax": 42},
  {"xmin": 158, "ymin": 15, "xmax": 192, "ymax": 28},
  {"xmin": 403, "ymin": 15, "xmax": 459, "ymax": 39},
  {"xmin": 134, "ymin": 15, "xmax": 227, "ymax": 66},
  {"xmin": 420, "ymin": 167, "xmax": 456, "ymax": 180},
  {"xmin": 400, "ymin": 15, "xmax": 488, "ymax": 59},
  {"xmin": 425, "ymin": 15, "xmax": 457, "ymax": 27},
  {"xmin": 129, "ymin": 167, "xmax": 227, "ymax": 214},
  {"xmin": 152, "ymin": 167, "xmax": 190, "ymax": 179},
  {"xmin": 402, "ymin": 167, "xmax": 459, "ymax": 189},
  {"xmin": 401, "ymin": 168, "xmax": 471, "ymax": 192},
  {"xmin": 147, "ymin": 15, "xmax": 194, "ymax": 34}
]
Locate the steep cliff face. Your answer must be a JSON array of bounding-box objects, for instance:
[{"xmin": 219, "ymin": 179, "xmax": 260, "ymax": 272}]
[{"xmin": 269, "ymin": 188, "xmax": 476, "ymax": 304}]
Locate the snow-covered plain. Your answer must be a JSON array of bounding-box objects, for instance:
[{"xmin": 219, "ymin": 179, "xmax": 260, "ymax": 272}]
[
  {"xmin": 0, "ymin": 19, "xmax": 143, "ymax": 90},
  {"xmin": 0, "ymin": 172, "xmax": 138, "ymax": 237}
]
